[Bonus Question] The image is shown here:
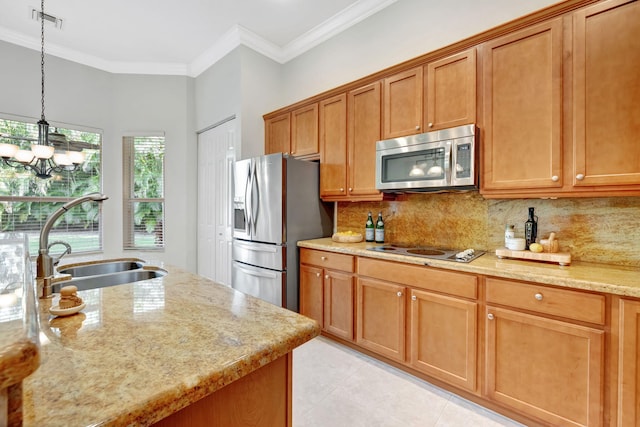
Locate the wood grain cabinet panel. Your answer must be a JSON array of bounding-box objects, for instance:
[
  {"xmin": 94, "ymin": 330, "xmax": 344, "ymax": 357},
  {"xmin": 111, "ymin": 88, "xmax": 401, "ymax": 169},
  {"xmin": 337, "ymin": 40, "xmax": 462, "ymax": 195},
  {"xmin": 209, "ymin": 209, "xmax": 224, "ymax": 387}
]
[
  {"xmin": 617, "ymin": 298, "xmax": 640, "ymax": 426},
  {"xmin": 481, "ymin": 19, "xmax": 564, "ymax": 192},
  {"xmin": 425, "ymin": 48, "xmax": 477, "ymax": 131},
  {"xmin": 383, "ymin": 67, "xmax": 424, "ymax": 138},
  {"xmin": 265, "ymin": 112, "xmax": 291, "ymax": 155},
  {"xmin": 319, "ymin": 94, "xmax": 348, "ymax": 198},
  {"xmin": 299, "ymin": 264, "xmax": 323, "ymax": 325},
  {"xmin": 290, "ymin": 103, "xmax": 319, "ymax": 158},
  {"xmin": 486, "ymin": 306, "xmax": 604, "ymax": 427},
  {"xmin": 572, "ymin": 0, "xmax": 640, "ymax": 188},
  {"xmin": 409, "ymin": 289, "xmax": 477, "ymax": 392},
  {"xmin": 356, "ymin": 277, "xmax": 406, "ymax": 362},
  {"xmin": 323, "ymin": 270, "xmax": 354, "ymax": 340}
]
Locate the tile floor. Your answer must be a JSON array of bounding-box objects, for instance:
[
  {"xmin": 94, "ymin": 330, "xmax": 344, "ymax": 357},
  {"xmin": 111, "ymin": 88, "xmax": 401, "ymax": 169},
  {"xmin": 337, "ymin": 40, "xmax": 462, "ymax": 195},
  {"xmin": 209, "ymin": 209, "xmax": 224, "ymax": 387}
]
[{"xmin": 293, "ymin": 336, "xmax": 524, "ymax": 427}]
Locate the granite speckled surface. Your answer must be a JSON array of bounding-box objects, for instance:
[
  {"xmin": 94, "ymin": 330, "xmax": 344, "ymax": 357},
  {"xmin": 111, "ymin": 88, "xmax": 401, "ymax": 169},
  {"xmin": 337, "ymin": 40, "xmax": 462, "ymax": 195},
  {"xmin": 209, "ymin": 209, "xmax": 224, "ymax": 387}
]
[
  {"xmin": 299, "ymin": 238, "xmax": 640, "ymax": 297},
  {"xmin": 7, "ymin": 261, "xmax": 320, "ymax": 427},
  {"xmin": 336, "ymin": 193, "xmax": 640, "ymax": 267}
]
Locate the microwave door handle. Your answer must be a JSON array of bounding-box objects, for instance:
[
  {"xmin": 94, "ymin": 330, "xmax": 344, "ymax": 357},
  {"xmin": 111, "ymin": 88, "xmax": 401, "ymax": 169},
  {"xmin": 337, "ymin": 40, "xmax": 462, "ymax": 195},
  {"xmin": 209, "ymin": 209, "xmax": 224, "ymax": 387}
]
[{"xmin": 445, "ymin": 143, "xmax": 453, "ymax": 184}]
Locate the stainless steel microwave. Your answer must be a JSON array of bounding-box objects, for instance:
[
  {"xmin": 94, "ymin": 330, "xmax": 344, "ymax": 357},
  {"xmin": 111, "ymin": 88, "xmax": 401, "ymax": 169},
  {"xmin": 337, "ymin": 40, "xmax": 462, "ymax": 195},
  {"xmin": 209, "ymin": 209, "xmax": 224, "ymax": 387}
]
[{"xmin": 375, "ymin": 124, "xmax": 478, "ymax": 192}]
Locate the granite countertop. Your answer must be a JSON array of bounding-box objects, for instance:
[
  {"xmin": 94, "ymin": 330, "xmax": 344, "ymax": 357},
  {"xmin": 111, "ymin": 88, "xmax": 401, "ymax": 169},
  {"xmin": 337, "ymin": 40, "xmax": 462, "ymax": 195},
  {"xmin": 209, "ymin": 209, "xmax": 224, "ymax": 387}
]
[
  {"xmin": 298, "ymin": 238, "xmax": 640, "ymax": 297},
  {"xmin": 8, "ymin": 261, "xmax": 319, "ymax": 427}
]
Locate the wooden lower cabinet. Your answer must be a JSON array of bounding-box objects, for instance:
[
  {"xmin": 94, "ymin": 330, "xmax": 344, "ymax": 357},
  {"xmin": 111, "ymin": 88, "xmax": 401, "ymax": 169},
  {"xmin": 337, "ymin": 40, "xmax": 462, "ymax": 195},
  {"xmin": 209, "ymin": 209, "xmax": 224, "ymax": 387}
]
[
  {"xmin": 409, "ymin": 289, "xmax": 477, "ymax": 392},
  {"xmin": 486, "ymin": 306, "xmax": 604, "ymax": 426},
  {"xmin": 356, "ymin": 277, "xmax": 406, "ymax": 362},
  {"xmin": 617, "ymin": 298, "xmax": 640, "ymax": 426},
  {"xmin": 299, "ymin": 249, "xmax": 355, "ymax": 340}
]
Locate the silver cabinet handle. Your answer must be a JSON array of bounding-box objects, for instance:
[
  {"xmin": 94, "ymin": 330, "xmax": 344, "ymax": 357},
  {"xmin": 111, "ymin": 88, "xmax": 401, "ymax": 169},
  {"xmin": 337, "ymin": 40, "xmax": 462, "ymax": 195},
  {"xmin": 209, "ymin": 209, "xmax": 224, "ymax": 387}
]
[
  {"xmin": 551, "ymin": 175, "xmax": 559, "ymax": 182},
  {"xmin": 576, "ymin": 174, "xmax": 585, "ymax": 181},
  {"xmin": 535, "ymin": 293, "xmax": 543, "ymax": 301},
  {"xmin": 397, "ymin": 291, "xmax": 403, "ymax": 297},
  {"xmin": 411, "ymin": 295, "xmax": 417, "ymax": 301},
  {"xmin": 487, "ymin": 313, "xmax": 495, "ymax": 320}
]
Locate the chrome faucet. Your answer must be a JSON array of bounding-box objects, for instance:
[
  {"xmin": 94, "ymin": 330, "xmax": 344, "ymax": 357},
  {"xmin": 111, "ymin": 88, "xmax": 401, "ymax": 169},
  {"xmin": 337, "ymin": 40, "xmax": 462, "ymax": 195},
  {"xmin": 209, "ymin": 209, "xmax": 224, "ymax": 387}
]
[{"xmin": 36, "ymin": 193, "xmax": 108, "ymax": 298}]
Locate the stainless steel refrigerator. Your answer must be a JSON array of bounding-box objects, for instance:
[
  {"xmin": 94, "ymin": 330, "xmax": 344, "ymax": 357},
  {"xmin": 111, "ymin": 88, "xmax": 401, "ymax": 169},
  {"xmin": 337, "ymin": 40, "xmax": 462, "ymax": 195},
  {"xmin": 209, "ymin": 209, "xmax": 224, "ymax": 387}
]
[{"xmin": 231, "ymin": 153, "xmax": 332, "ymax": 312}]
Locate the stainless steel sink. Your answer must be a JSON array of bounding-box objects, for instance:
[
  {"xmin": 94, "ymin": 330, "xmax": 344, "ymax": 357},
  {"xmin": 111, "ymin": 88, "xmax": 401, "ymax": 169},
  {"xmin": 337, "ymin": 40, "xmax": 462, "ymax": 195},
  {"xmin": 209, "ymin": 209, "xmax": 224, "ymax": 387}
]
[
  {"xmin": 57, "ymin": 260, "xmax": 144, "ymax": 277},
  {"xmin": 52, "ymin": 269, "xmax": 167, "ymax": 292}
]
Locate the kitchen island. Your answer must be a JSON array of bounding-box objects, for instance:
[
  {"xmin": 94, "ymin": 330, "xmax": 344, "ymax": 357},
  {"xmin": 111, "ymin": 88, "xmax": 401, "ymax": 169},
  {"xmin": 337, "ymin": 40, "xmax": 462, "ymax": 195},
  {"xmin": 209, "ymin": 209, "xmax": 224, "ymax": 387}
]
[{"xmin": 6, "ymin": 262, "xmax": 319, "ymax": 426}]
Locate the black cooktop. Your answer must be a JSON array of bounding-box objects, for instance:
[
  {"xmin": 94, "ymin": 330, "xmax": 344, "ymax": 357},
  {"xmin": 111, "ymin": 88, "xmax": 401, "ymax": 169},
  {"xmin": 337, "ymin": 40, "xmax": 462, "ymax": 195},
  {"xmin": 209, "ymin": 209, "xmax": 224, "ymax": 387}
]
[{"xmin": 367, "ymin": 244, "xmax": 485, "ymax": 263}]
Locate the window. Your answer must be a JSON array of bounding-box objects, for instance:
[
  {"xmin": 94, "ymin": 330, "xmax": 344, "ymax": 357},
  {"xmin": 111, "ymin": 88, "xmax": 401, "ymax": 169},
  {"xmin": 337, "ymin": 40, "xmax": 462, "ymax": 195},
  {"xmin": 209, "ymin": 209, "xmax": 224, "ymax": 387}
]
[
  {"xmin": 0, "ymin": 116, "xmax": 103, "ymax": 256},
  {"xmin": 123, "ymin": 135, "xmax": 165, "ymax": 250}
]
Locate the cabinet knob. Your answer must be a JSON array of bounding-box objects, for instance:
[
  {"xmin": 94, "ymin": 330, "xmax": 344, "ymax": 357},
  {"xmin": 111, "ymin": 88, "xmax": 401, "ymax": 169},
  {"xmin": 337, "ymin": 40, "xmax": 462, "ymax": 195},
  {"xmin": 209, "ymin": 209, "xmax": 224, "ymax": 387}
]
[
  {"xmin": 415, "ymin": 125, "xmax": 421, "ymax": 130},
  {"xmin": 348, "ymin": 187, "xmax": 353, "ymax": 192},
  {"xmin": 397, "ymin": 291, "xmax": 403, "ymax": 297},
  {"xmin": 325, "ymin": 275, "xmax": 329, "ymax": 280},
  {"xmin": 339, "ymin": 188, "xmax": 344, "ymax": 192},
  {"xmin": 316, "ymin": 272, "xmax": 320, "ymax": 277},
  {"xmin": 551, "ymin": 175, "xmax": 559, "ymax": 182},
  {"xmin": 576, "ymin": 174, "xmax": 585, "ymax": 181},
  {"xmin": 321, "ymin": 256, "xmax": 326, "ymax": 261},
  {"xmin": 487, "ymin": 313, "xmax": 495, "ymax": 320},
  {"xmin": 411, "ymin": 295, "xmax": 417, "ymax": 301},
  {"xmin": 428, "ymin": 122, "xmax": 433, "ymax": 128},
  {"xmin": 534, "ymin": 293, "xmax": 543, "ymax": 301}
]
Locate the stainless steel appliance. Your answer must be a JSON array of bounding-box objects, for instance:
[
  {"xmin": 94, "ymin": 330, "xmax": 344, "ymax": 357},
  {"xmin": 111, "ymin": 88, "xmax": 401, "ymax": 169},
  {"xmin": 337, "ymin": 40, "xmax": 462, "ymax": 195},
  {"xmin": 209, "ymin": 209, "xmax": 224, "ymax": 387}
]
[
  {"xmin": 232, "ymin": 153, "xmax": 331, "ymax": 311},
  {"xmin": 367, "ymin": 244, "xmax": 485, "ymax": 263},
  {"xmin": 375, "ymin": 124, "xmax": 478, "ymax": 192}
]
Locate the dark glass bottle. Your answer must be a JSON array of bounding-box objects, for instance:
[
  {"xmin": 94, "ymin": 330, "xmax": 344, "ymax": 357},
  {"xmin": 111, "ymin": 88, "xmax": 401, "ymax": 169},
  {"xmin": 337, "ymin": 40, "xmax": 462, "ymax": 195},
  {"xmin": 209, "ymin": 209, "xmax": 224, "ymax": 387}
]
[
  {"xmin": 365, "ymin": 212, "xmax": 374, "ymax": 242},
  {"xmin": 524, "ymin": 207, "xmax": 538, "ymax": 250},
  {"xmin": 375, "ymin": 212, "xmax": 385, "ymax": 243}
]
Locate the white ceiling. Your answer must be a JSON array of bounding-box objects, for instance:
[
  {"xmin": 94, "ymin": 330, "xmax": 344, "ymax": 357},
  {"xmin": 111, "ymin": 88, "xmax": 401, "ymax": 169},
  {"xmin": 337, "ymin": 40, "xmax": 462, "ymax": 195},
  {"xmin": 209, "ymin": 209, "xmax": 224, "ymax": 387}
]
[{"xmin": 0, "ymin": 0, "xmax": 397, "ymax": 77}]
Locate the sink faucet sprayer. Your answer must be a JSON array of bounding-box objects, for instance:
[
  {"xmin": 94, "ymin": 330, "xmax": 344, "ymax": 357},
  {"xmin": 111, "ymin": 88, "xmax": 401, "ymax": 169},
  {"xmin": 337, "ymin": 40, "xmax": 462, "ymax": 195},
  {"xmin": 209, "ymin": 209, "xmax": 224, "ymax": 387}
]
[{"xmin": 36, "ymin": 193, "xmax": 108, "ymax": 298}]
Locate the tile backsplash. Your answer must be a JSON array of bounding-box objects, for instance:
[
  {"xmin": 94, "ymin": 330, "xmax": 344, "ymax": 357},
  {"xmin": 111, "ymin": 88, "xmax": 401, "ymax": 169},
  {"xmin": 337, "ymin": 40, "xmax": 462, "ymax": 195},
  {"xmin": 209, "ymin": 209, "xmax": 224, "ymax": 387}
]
[{"xmin": 336, "ymin": 192, "xmax": 640, "ymax": 267}]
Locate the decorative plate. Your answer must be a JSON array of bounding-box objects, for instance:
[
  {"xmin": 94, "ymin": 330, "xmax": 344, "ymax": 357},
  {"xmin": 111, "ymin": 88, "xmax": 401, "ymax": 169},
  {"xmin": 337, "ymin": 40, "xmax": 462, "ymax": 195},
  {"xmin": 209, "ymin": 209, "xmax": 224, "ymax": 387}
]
[{"xmin": 49, "ymin": 303, "xmax": 86, "ymax": 317}]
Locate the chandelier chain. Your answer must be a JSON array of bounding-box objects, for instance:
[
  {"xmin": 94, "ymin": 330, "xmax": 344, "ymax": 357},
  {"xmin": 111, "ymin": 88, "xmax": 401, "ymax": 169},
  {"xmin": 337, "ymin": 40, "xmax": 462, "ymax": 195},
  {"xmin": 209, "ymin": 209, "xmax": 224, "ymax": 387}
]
[{"xmin": 40, "ymin": 0, "xmax": 45, "ymax": 121}]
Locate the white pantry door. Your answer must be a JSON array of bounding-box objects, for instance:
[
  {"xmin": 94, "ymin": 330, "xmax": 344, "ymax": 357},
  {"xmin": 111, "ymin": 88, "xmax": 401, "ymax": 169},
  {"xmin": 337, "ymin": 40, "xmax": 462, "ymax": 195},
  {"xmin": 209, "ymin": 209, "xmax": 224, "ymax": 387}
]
[{"xmin": 197, "ymin": 118, "xmax": 236, "ymax": 286}]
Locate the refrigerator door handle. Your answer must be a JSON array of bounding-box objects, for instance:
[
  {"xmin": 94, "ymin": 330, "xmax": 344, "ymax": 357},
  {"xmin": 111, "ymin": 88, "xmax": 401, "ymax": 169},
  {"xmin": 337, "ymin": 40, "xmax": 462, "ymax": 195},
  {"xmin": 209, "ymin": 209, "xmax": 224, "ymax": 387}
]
[
  {"xmin": 251, "ymin": 162, "xmax": 259, "ymax": 235},
  {"xmin": 235, "ymin": 264, "xmax": 278, "ymax": 279},
  {"xmin": 233, "ymin": 241, "xmax": 278, "ymax": 253},
  {"xmin": 244, "ymin": 162, "xmax": 253, "ymax": 235}
]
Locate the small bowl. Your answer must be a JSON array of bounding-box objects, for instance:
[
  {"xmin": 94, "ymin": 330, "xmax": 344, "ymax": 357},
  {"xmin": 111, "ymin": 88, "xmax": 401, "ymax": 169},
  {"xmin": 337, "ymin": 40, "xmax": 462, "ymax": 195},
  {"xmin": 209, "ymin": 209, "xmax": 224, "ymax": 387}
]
[{"xmin": 506, "ymin": 238, "xmax": 526, "ymax": 251}]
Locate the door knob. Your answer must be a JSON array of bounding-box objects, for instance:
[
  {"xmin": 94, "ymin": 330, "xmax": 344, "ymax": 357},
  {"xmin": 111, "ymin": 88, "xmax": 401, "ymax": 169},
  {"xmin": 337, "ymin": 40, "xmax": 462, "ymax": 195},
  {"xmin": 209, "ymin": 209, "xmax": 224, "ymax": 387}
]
[
  {"xmin": 551, "ymin": 175, "xmax": 559, "ymax": 182},
  {"xmin": 576, "ymin": 174, "xmax": 585, "ymax": 181},
  {"xmin": 411, "ymin": 295, "xmax": 417, "ymax": 301},
  {"xmin": 397, "ymin": 291, "xmax": 403, "ymax": 297},
  {"xmin": 534, "ymin": 293, "xmax": 543, "ymax": 301},
  {"xmin": 487, "ymin": 313, "xmax": 495, "ymax": 320}
]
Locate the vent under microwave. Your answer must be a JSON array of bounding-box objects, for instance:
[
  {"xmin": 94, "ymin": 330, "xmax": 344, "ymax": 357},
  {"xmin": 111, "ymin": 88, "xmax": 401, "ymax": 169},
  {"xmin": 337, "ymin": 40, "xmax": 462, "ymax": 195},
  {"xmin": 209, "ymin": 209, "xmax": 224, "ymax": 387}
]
[{"xmin": 375, "ymin": 125, "xmax": 478, "ymax": 193}]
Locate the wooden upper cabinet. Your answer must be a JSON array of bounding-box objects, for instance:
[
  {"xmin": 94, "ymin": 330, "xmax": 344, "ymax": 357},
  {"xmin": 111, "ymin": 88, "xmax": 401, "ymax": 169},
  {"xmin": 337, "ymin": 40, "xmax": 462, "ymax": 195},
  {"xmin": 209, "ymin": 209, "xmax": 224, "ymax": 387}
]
[
  {"xmin": 481, "ymin": 19, "xmax": 564, "ymax": 193},
  {"xmin": 348, "ymin": 82, "xmax": 383, "ymax": 200},
  {"xmin": 382, "ymin": 67, "xmax": 424, "ymax": 138},
  {"xmin": 425, "ymin": 48, "xmax": 477, "ymax": 131},
  {"xmin": 319, "ymin": 94, "xmax": 348, "ymax": 199},
  {"xmin": 572, "ymin": 0, "xmax": 640, "ymax": 188},
  {"xmin": 290, "ymin": 103, "xmax": 319, "ymax": 158},
  {"xmin": 264, "ymin": 112, "xmax": 291, "ymax": 155}
]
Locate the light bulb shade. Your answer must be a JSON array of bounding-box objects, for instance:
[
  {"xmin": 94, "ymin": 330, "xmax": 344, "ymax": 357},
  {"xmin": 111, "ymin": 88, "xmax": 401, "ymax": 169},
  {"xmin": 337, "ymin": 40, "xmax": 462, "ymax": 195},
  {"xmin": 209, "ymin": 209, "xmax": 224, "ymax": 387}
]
[
  {"xmin": 31, "ymin": 143, "xmax": 55, "ymax": 159},
  {"xmin": 409, "ymin": 164, "xmax": 425, "ymax": 177},
  {"xmin": 68, "ymin": 150, "xmax": 85, "ymax": 164},
  {"xmin": 53, "ymin": 152, "xmax": 72, "ymax": 166},
  {"xmin": 0, "ymin": 143, "xmax": 19, "ymax": 158},
  {"xmin": 15, "ymin": 149, "xmax": 35, "ymax": 163}
]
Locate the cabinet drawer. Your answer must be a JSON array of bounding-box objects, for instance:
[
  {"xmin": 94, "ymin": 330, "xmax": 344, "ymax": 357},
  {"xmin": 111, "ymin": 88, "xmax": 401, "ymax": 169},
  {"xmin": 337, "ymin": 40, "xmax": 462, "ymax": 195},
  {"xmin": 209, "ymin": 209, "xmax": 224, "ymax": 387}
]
[
  {"xmin": 357, "ymin": 257, "xmax": 477, "ymax": 299},
  {"xmin": 300, "ymin": 249, "xmax": 354, "ymax": 273},
  {"xmin": 485, "ymin": 277, "xmax": 605, "ymax": 325}
]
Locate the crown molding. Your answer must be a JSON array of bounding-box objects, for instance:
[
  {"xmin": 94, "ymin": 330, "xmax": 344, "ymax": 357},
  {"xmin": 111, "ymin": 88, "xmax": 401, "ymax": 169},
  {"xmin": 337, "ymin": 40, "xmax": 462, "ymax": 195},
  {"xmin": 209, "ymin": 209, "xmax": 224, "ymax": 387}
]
[{"xmin": 0, "ymin": 0, "xmax": 397, "ymax": 77}]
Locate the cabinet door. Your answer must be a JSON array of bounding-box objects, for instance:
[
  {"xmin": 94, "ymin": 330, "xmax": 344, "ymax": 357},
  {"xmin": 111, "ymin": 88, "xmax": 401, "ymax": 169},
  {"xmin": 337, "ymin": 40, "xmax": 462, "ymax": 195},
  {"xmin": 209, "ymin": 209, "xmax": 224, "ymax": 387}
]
[
  {"xmin": 382, "ymin": 68, "xmax": 423, "ymax": 138},
  {"xmin": 319, "ymin": 94, "xmax": 348, "ymax": 199},
  {"xmin": 409, "ymin": 289, "xmax": 477, "ymax": 392},
  {"xmin": 265, "ymin": 113, "xmax": 291, "ymax": 155},
  {"xmin": 618, "ymin": 299, "xmax": 640, "ymax": 426},
  {"xmin": 425, "ymin": 48, "xmax": 477, "ymax": 131},
  {"xmin": 486, "ymin": 306, "xmax": 603, "ymax": 427},
  {"xmin": 356, "ymin": 277, "xmax": 405, "ymax": 362},
  {"xmin": 323, "ymin": 270, "xmax": 354, "ymax": 341},
  {"xmin": 572, "ymin": 0, "xmax": 640, "ymax": 188},
  {"xmin": 299, "ymin": 264, "xmax": 323, "ymax": 325},
  {"xmin": 348, "ymin": 82, "xmax": 383, "ymax": 200},
  {"xmin": 290, "ymin": 103, "xmax": 319, "ymax": 158},
  {"xmin": 482, "ymin": 19, "xmax": 563, "ymax": 191}
]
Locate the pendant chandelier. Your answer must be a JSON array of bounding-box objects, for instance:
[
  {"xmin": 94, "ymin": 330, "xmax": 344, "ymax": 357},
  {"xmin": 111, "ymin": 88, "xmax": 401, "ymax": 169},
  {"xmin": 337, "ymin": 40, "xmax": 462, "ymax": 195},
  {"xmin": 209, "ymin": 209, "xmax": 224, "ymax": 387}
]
[{"xmin": 0, "ymin": 0, "xmax": 85, "ymax": 179}]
